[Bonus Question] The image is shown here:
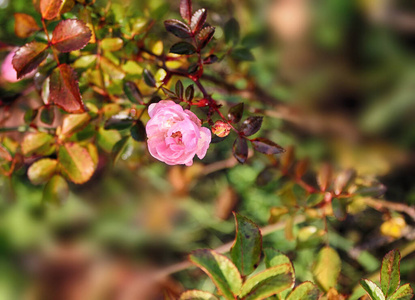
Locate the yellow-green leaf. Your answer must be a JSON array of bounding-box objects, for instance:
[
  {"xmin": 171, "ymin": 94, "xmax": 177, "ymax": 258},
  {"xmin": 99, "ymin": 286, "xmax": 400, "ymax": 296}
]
[
  {"xmin": 58, "ymin": 142, "xmax": 95, "ymax": 184},
  {"xmin": 313, "ymin": 247, "xmax": 341, "ymax": 292},
  {"xmin": 28, "ymin": 158, "xmax": 57, "ymax": 185}
]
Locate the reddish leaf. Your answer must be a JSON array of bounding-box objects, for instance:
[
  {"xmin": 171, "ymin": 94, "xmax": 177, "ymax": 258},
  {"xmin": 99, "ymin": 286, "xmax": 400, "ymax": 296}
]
[
  {"xmin": 190, "ymin": 8, "xmax": 207, "ymax": 33},
  {"xmin": 49, "ymin": 64, "xmax": 85, "ymax": 113},
  {"xmin": 51, "ymin": 19, "xmax": 92, "ymax": 52},
  {"xmin": 203, "ymin": 54, "xmax": 218, "ymax": 64},
  {"xmin": 240, "ymin": 116, "xmax": 263, "ymax": 136},
  {"xmin": 251, "ymin": 138, "xmax": 285, "ymax": 155},
  {"xmin": 40, "ymin": 0, "xmax": 64, "ymax": 20},
  {"xmin": 14, "ymin": 13, "xmax": 40, "ymax": 38},
  {"xmin": 228, "ymin": 103, "xmax": 244, "ymax": 123},
  {"xmin": 170, "ymin": 42, "xmax": 196, "ymax": 55},
  {"xmin": 164, "ymin": 19, "xmax": 192, "ymax": 38},
  {"xmin": 317, "ymin": 163, "xmax": 332, "ymax": 192},
  {"xmin": 198, "ymin": 26, "xmax": 215, "ymax": 49},
  {"xmin": 180, "ymin": 0, "xmax": 192, "ymax": 23},
  {"xmin": 233, "ymin": 137, "xmax": 248, "ymax": 164},
  {"xmin": 12, "ymin": 41, "xmax": 48, "ymax": 79}
]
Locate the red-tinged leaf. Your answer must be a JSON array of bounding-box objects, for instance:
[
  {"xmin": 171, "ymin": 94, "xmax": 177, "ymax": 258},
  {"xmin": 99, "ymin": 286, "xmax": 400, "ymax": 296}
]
[
  {"xmin": 233, "ymin": 137, "xmax": 248, "ymax": 164},
  {"xmin": 40, "ymin": 0, "xmax": 64, "ymax": 20},
  {"xmin": 197, "ymin": 26, "xmax": 215, "ymax": 50},
  {"xmin": 230, "ymin": 213, "xmax": 262, "ymax": 276},
  {"xmin": 164, "ymin": 19, "xmax": 192, "ymax": 38},
  {"xmin": 49, "ymin": 64, "xmax": 86, "ymax": 113},
  {"xmin": 203, "ymin": 54, "xmax": 218, "ymax": 64},
  {"xmin": 381, "ymin": 250, "xmax": 401, "ymax": 298},
  {"xmin": 12, "ymin": 41, "xmax": 48, "ymax": 79},
  {"xmin": 389, "ymin": 284, "xmax": 413, "ymax": 300},
  {"xmin": 251, "ymin": 138, "xmax": 285, "ymax": 155},
  {"xmin": 58, "ymin": 142, "xmax": 95, "ymax": 184},
  {"xmin": 286, "ymin": 282, "xmax": 321, "ymax": 300},
  {"xmin": 180, "ymin": 290, "xmax": 218, "ymax": 300},
  {"xmin": 190, "ymin": 8, "xmax": 207, "ymax": 33},
  {"xmin": 51, "ymin": 19, "xmax": 92, "ymax": 52},
  {"xmin": 334, "ymin": 169, "xmax": 356, "ymax": 195},
  {"xmin": 14, "ymin": 13, "xmax": 40, "ymax": 38},
  {"xmin": 295, "ymin": 159, "xmax": 309, "ymax": 179},
  {"xmin": 228, "ymin": 103, "xmax": 244, "ymax": 123},
  {"xmin": 317, "ymin": 163, "xmax": 332, "ymax": 192},
  {"xmin": 180, "ymin": 0, "xmax": 192, "ymax": 23},
  {"xmin": 240, "ymin": 116, "xmax": 263, "ymax": 136},
  {"xmin": 0, "ymin": 145, "xmax": 12, "ymax": 162}
]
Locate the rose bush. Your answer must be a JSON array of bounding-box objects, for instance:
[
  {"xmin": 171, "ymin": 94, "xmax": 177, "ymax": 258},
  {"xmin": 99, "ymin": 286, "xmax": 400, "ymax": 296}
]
[{"xmin": 146, "ymin": 100, "xmax": 211, "ymax": 166}]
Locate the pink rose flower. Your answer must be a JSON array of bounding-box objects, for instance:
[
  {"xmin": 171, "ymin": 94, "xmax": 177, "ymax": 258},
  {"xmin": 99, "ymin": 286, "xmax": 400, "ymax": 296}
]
[{"xmin": 146, "ymin": 100, "xmax": 211, "ymax": 166}]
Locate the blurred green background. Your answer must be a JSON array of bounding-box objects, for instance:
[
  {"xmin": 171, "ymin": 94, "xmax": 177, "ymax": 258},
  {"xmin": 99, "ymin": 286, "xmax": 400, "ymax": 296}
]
[{"xmin": 1, "ymin": 0, "xmax": 415, "ymax": 299}]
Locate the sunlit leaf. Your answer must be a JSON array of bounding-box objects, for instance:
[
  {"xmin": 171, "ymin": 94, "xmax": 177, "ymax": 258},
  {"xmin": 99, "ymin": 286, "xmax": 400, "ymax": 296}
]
[
  {"xmin": 40, "ymin": 0, "xmax": 64, "ymax": 20},
  {"xmin": 334, "ymin": 169, "xmax": 356, "ymax": 195},
  {"xmin": 190, "ymin": 9, "xmax": 207, "ymax": 33},
  {"xmin": 51, "ymin": 19, "xmax": 91, "ymax": 52},
  {"xmin": 49, "ymin": 64, "xmax": 86, "ymax": 113},
  {"xmin": 239, "ymin": 264, "xmax": 294, "ymax": 300},
  {"xmin": 286, "ymin": 282, "xmax": 320, "ymax": 300},
  {"xmin": 58, "ymin": 142, "xmax": 95, "ymax": 184},
  {"xmin": 22, "ymin": 132, "xmax": 55, "ymax": 156},
  {"xmin": 360, "ymin": 279, "xmax": 385, "ymax": 300},
  {"xmin": 381, "ymin": 250, "xmax": 401, "ymax": 297},
  {"xmin": 179, "ymin": 290, "xmax": 218, "ymax": 300},
  {"xmin": 60, "ymin": 112, "xmax": 91, "ymax": 138},
  {"xmin": 230, "ymin": 213, "xmax": 262, "ymax": 276},
  {"xmin": 180, "ymin": 0, "xmax": 192, "ymax": 24},
  {"xmin": 389, "ymin": 284, "xmax": 413, "ymax": 300},
  {"xmin": 14, "ymin": 13, "xmax": 40, "ymax": 38},
  {"xmin": 189, "ymin": 249, "xmax": 242, "ymax": 300},
  {"xmin": 313, "ymin": 247, "xmax": 341, "ymax": 292},
  {"xmin": 317, "ymin": 163, "xmax": 332, "ymax": 192},
  {"xmin": 101, "ymin": 37, "xmax": 123, "ymax": 52},
  {"xmin": 233, "ymin": 137, "xmax": 248, "ymax": 164},
  {"xmin": 12, "ymin": 41, "xmax": 49, "ymax": 79},
  {"xmin": 28, "ymin": 158, "xmax": 57, "ymax": 185}
]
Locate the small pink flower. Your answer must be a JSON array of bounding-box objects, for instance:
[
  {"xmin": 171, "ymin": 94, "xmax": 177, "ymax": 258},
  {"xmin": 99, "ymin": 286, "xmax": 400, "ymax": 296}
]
[{"xmin": 146, "ymin": 100, "xmax": 211, "ymax": 166}]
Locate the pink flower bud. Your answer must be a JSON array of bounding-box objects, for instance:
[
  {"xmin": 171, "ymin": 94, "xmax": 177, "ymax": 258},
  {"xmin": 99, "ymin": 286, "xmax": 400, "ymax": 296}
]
[
  {"xmin": 212, "ymin": 120, "xmax": 231, "ymax": 137},
  {"xmin": 146, "ymin": 100, "xmax": 211, "ymax": 166}
]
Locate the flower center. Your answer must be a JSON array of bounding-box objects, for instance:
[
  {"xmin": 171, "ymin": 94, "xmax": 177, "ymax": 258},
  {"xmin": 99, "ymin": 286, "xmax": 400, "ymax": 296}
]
[{"xmin": 171, "ymin": 131, "xmax": 183, "ymax": 144}]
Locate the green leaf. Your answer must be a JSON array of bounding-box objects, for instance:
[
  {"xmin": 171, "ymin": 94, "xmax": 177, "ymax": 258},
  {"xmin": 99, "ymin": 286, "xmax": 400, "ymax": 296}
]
[
  {"xmin": 170, "ymin": 42, "xmax": 196, "ymax": 55},
  {"xmin": 224, "ymin": 18, "xmax": 240, "ymax": 44},
  {"xmin": 21, "ymin": 132, "xmax": 55, "ymax": 156},
  {"xmin": 40, "ymin": 105, "xmax": 55, "ymax": 125},
  {"xmin": 111, "ymin": 136, "xmax": 131, "ymax": 163},
  {"xmin": 12, "ymin": 41, "xmax": 48, "ymax": 79},
  {"xmin": 264, "ymin": 248, "xmax": 291, "ymax": 269},
  {"xmin": 230, "ymin": 213, "xmax": 262, "ymax": 276},
  {"xmin": 104, "ymin": 115, "xmax": 135, "ymax": 131},
  {"xmin": 286, "ymin": 282, "xmax": 321, "ymax": 300},
  {"xmin": 97, "ymin": 127, "xmax": 121, "ymax": 153},
  {"xmin": 143, "ymin": 69, "xmax": 156, "ymax": 87},
  {"xmin": 60, "ymin": 113, "xmax": 91, "ymax": 138},
  {"xmin": 42, "ymin": 175, "xmax": 69, "ymax": 205},
  {"xmin": 231, "ymin": 48, "xmax": 254, "ymax": 61},
  {"xmin": 179, "ymin": 290, "xmax": 219, "ymax": 300},
  {"xmin": 123, "ymin": 81, "xmax": 143, "ymax": 104},
  {"xmin": 189, "ymin": 249, "xmax": 242, "ymax": 300},
  {"xmin": 381, "ymin": 250, "xmax": 401, "ymax": 297},
  {"xmin": 51, "ymin": 19, "xmax": 91, "ymax": 52},
  {"xmin": 360, "ymin": 279, "xmax": 385, "ymax": 300},
  {"xmin": 27, "ymin": 158, "xmax": 58, "ymax": 185},
  {"xmin": 49, "ymin": 64, "xmax": 86, "ymax": 113},
  {"xmin": 130, "ymin": 120, "xmax": 146, "ymax": 142},
  {"xmin": 239, "ymin": 264, "xmax": 294, "ymax": 300},
  {"xmin": 389, "ymin": 284, "xmax": 414, "ymax": 300},
  {"xmin": 185, "ymin": 84, "xmax": 194, "ymax": 101},
  {"xmin": 313, "ymin": 247, "xmax": 341, "ymax": 292},
  {"xmin": 176, "ymin": 80, "xmax": 184, "ymax": 99},
  {"xmin": 58, "ymin": 142, "xmax": 95, "ymax": 184},
  {"xmin": 101, "ymin": 37, "xmax": 123, "ymax": 51}
]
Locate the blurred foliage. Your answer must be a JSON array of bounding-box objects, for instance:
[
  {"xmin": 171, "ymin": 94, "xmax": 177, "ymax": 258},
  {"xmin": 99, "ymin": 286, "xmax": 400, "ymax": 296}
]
[{"xmin": 0, "ymin": 0, "xmax": 415, "ymax": 299}]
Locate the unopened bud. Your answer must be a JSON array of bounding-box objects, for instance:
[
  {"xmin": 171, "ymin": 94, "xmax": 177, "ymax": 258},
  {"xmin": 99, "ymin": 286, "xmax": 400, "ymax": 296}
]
[{"xmin": 212, "ymin": 120, "xmax": 231, "ymax": 137}]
